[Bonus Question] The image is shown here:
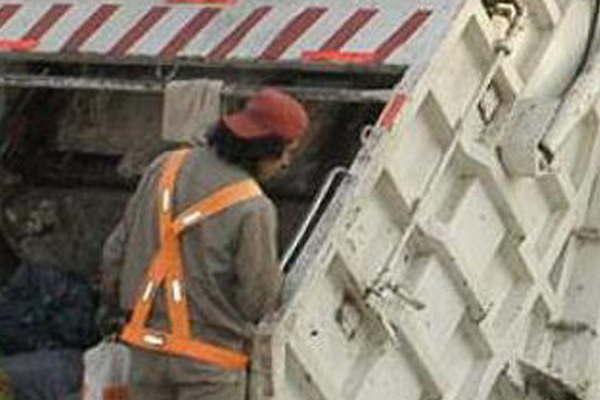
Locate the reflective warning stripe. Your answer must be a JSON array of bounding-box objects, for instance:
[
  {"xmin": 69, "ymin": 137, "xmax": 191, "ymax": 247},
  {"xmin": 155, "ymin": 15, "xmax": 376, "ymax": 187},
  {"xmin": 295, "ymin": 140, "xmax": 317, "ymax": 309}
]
[
  {"xmin": 180, "ymin": 211, "xmax": 204, "ymax": 227},
  {"xmin": 162, "ymin": 189, "xmax": 172, "ymax": 213},
  {"xmin": 377, "ymin": 93, "xmax": 408, "ymax": 130},
  {"xmin": 206, "ymin": 6, "xmax": 271, "ymax": 60},
  {"xmin": 22, "ymin": 3, "xmax": 70, "ymax": 42},
  {"xmin": 0, "ymin": 4, "xmax": 21, "ymax": 30},
  {"xmin": 0, "ymin": 1, "xmax": 438, "ymax": 65},
  {"xmin": 259, "ymin": 7, "xmax": 327, "ymax": 61},
  {"xmin": 160, "ymin": 7, "xmax": 220, "ymax": 58},
  {"xmin": 62, "ymin": 4, "xmax": 120, "ymax": 53},
  {"xmin": 319, "ymin": 8, "xmax": 378, "ymax": 51},
  {"xmin": 373, "ymin": 9, "xmax": 432, "ymax": 62},
  {"xmin": 108, "ymin": 6, "xmax": 170, "ymax": 57}
]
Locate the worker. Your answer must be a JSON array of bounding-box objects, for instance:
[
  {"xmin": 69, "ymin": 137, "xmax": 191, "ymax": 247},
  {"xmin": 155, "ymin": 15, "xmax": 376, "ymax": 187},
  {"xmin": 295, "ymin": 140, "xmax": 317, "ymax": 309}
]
[{"xmin": 100, "ymin": 88, "xmax": 309, "ymax": 400}]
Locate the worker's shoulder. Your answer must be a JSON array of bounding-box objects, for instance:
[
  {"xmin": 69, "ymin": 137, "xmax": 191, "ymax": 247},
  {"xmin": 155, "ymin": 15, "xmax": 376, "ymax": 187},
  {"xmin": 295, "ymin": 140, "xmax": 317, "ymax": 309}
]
[
  {"xmin": 185, "ymin": 146, "xmax": 276, "ymax": 215},
  {"xmin": 144, "ymin": 149, "xmax": 177, "ymax": 174},
  {"xmin": 149, "ymin": 146, "xmax": 197, "ymax": 167},
  {"xmin": 251, "ymin": 190, "xmax": 276, "ymax": 212},
  {"xmin": 236, "ymin": 186, "xmax": 276, "ymax": 218}
]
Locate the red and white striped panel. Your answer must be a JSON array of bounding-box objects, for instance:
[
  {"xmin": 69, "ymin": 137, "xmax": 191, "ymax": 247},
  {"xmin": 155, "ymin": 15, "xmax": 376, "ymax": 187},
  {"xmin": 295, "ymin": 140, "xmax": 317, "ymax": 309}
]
[{"xmin": 0, "ymin": 0, "xmax": 458, "ymax": 66}]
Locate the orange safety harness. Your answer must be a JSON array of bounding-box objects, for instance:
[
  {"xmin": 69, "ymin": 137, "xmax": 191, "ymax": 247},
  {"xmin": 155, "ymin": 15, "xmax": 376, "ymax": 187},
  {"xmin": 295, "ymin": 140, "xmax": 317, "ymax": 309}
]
[{"xmin": 120, "ymin": 149, "xmax": 262, "ymax": 371}]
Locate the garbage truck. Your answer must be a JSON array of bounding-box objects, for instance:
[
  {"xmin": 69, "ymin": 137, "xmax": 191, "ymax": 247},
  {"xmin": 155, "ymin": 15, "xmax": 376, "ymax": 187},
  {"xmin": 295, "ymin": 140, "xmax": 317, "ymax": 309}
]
[{"xmin": 0, "ymin": 0, "xmax": 598, "ymax": 399}]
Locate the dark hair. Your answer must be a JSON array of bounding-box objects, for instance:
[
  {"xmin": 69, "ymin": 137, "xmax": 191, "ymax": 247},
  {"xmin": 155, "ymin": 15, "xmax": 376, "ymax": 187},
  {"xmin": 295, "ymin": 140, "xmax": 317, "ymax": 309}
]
[{"xmin": 207, "ymin": 121, "xmax": 286, "ymax": 173}]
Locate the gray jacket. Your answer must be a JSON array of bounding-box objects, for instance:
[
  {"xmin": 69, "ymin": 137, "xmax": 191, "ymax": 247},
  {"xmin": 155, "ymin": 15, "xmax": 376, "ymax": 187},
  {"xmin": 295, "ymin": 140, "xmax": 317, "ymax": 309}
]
[{"xmin": 101, "ymin": 145, "xmax": 282, "ymax": 381}]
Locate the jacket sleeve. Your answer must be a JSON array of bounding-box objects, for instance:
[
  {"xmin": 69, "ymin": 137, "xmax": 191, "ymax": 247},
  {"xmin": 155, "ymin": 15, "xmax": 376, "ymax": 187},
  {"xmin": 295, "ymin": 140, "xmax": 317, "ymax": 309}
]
[
  {"xmin": 100, "ymin": 154, "xmax": 167, "ymax": 299},
  {"xmin": 100, "ymin": 216, "xmax": 127, "ymax": 301},
  {"xmin": 233, "ymin": 199, "xmax": 283, "ymax": 324}
]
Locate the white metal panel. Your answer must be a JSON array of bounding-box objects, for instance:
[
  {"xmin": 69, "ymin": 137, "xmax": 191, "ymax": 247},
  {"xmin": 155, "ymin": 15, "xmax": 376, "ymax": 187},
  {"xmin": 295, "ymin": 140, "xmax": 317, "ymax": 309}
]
[
  {"xmin": 268, "ymin": 0, "xmax": 600, "ymax": 398},
  {"xmin": 0, "ymin": 0, "xmax": 454, "ymax": 67}
]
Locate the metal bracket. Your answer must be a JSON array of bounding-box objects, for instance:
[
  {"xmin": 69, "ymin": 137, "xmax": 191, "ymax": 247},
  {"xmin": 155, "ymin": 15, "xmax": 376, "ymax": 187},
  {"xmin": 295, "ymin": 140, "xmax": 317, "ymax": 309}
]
[
  {"xmin": 486, "ymin": 0, "xmax": 526, "ymax": 54},
  {"xmin": 498, "ymin": 46, "xmax": 600, "ymax": 177},
  {"xmin": 280, "ymin": 167, "xmax": 354, "ymax": 271},
  {"xmin": 541, "ymin": 48, "xmax": 600, "ymax": 157},
  {"xmin": 0, "ymin": 73, "xmax": 393, "ymax": 103},
  {"xmin": 498, "ymin": 97, "xmax": 560, "ymax": 177},
  {"xmin": 360, "ymin": 124, "xmax": 387, "ymax": 147},
  {"xmin": 519, "ymin": 360, "xmax": 583, "ymax": 400}
]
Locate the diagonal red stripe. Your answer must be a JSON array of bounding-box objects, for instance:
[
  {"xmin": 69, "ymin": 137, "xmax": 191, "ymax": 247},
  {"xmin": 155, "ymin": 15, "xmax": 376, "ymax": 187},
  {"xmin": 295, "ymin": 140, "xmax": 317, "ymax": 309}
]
[
  {"xmin": 23, "ymin": 4, "xmax": 71, "ymax": 41},
  {"xmin": 374, "ymin": 10, "xmax": 432, "ymax": 62},
  {"xmin": 109, "ymin": 6, "xmax": 170, "ymax": 58},
  {"xmin": 319, "ymin": 8, "xmax": 378, "ymax": 51},
  {"xmin": 62, "ymin": 4, "xmax": 120, "ymax": 53},
  {"xmin": 207, "ymin": 6, "xmax": 272, "ymax": 61},
  {"xmin": 0, "ymin": 4, "xmax": 21, "ymax": 30},
  {"xmin": 160, "ymin": 8, "xmax": 220, "ymax": 59},
  {"xmin": 169, "ymin": 0, "xmax": 236, "ymax": 4},
  {"xmin": 260, "ymin": 7, "xmax": 327, "ymax": 61},
  {"xmin": 378, "ymin": 93, "xmax": 407, "ymax": 130}
]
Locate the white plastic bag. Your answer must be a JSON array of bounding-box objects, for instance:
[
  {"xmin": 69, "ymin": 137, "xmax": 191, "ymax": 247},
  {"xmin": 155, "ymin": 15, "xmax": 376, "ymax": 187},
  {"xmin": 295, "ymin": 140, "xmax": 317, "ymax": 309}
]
[{"xmin": 82, "ymin": 340, "xmax": 131, "ymax": 400}]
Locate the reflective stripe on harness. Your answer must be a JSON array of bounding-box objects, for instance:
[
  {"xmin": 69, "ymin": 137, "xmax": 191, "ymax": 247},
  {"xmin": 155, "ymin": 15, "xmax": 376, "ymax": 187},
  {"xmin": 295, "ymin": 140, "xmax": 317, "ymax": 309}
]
[
  {"xmin": 120, "ymin": 148, "xmax": 262, "ymax": 371},
  {"xmin": 121, "ymin": 325, "xmax": 249, "ymax": 370}
]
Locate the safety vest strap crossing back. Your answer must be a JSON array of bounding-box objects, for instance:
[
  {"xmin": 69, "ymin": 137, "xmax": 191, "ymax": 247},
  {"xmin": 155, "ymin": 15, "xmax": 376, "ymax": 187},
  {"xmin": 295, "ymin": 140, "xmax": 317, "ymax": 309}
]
[{"xmin": 120, "ymin": 148, "xmax": 263, "ymax": 371}]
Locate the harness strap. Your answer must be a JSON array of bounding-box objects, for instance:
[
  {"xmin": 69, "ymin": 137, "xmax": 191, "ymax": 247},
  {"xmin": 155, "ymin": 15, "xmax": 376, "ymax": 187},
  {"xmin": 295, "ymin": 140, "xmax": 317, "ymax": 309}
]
[
  {"xmin": 158, "ymin": 149, "xmax": 191, "ymax": 236},
  {"xmin": 122, "ymin": 148, "xmax": 262, "ymax": 370},
  {"xmin": 159, "ymin": 149, "xmax": 190, "ymax": 206},
  {"xmin": 173, "ymin": 179, "xmax": 263, "ymax": 235},
  {"xmin": 121, "ymin": 326, "xmax": 249, "ymax": 370},
  {"xmin": 128, "ymin": 149, "xmax": 192, "ymax": 335}
]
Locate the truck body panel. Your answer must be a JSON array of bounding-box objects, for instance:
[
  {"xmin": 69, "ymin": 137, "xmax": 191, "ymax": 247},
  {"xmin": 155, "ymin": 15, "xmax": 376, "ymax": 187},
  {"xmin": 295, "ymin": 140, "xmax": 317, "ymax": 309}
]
[
  {"xmin": 0, "ymin": 0, "xmax": 597, "ymax": 399},
  {"xmin": 0, "ymin": 0, "xmax": 459, "ymax": 68}
]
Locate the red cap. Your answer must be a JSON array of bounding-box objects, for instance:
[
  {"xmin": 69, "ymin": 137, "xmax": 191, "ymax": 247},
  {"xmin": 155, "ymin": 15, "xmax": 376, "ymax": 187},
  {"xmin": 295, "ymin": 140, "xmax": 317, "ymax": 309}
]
[{"xmin": 223, "ymin": 88, "xmax": 309, "ymax": 141}]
